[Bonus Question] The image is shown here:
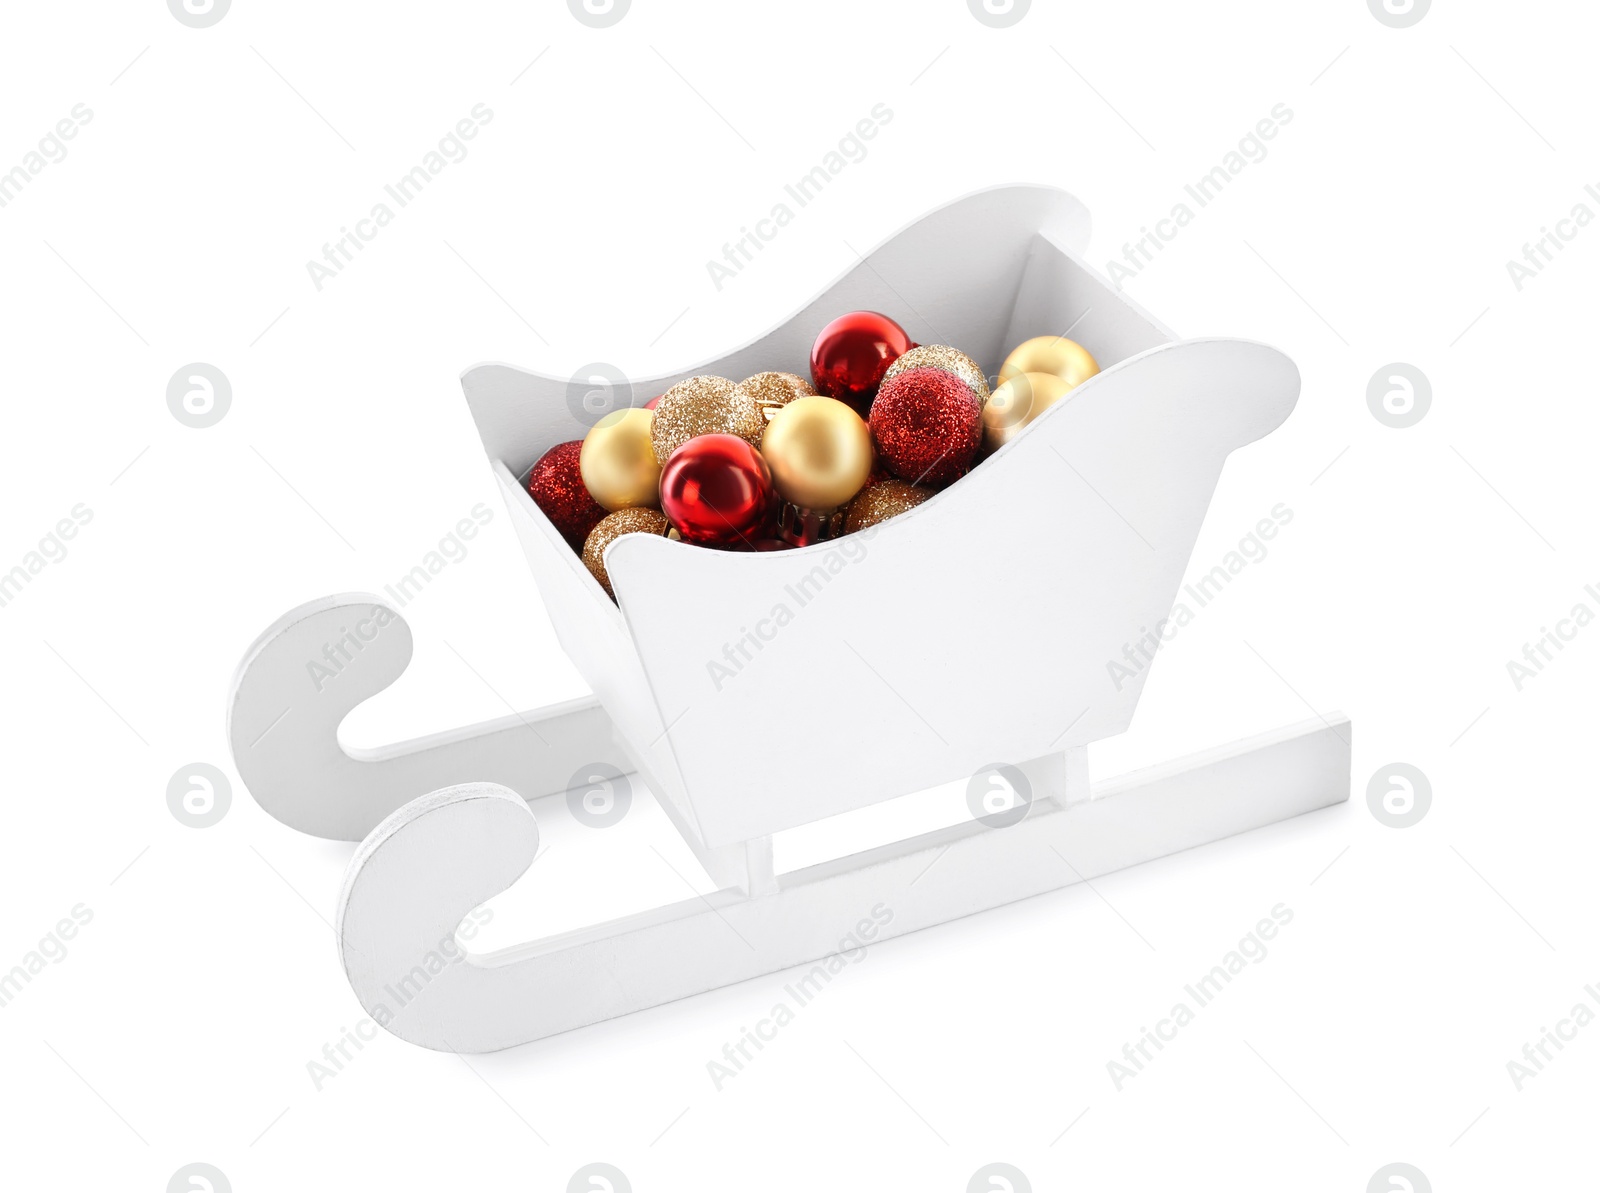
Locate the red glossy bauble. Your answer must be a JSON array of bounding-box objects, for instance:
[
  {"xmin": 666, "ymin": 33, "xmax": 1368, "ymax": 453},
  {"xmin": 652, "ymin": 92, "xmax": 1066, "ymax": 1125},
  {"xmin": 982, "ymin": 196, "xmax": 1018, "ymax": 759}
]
[
  {"xmin": 527, "ymin": 440, "xmax": 607, "ymax": 549},
  {"xmin": 644, "ymin": 394, "xmax": 662, "ymax": 410},
  {"xmin": 659, "ymin": 434, "xmax": 774, "ymax": 545},
  {"xmin": 869, "ymin": 366, "xmax": 982, "ymax": 487},
  {"xmin": 809, "ymin": 311, "xmax": 913, "ymax": 411}
]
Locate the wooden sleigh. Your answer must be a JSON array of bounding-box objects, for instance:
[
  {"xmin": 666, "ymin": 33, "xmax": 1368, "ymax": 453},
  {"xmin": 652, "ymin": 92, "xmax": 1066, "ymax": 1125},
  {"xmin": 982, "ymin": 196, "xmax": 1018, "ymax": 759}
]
[{"xmin": 227, "ymin": 185, "xmax": 1350, "ymax": 1052}]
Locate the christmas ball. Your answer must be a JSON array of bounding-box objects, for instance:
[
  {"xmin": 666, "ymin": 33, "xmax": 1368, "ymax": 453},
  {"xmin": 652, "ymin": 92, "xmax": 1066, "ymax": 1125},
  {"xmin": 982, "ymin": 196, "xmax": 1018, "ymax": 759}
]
[
  {"xmin": 982, "ymin": 371, "xmax": 1073, "ymax": 451},
  {"xmin": 651, "ymin": 375, "xmax": 762, "ymax": 463},
  {"xmin": 582, "ymin": 507, "xmax": 672, "ymax": 598},
  {"xmin": 761, "ymin": 395, "xmax": 874, "ymax": 511},
  {"xmin": 998, "ymin": 336, "xmax": 1099, "ymax": 389},
  {"xmin": 644, "ymin": 394, "xmax": 662, "ymax": 410},
  {"xmin": 809, "ymin": 310, "xmax": 913, "ymax": 410},
  {"xmin": 881, "ymin": 344, "xmax": 989, "ymax": 409},
  {"xmin": 580, "ymin": 408, "xmax": 660, "ymax": 510},
  {"xmin": 659, "ymin": 433, "xmax": 774, "ymax": 545},
  {"xmin": 527, "ymin": 441, "xmax": 607, "ymax": 550},
  {"xmin": 733, "ymin": 370, "xmax": 815, "ymax": 425},
  {"xmin": 869, "ymin": 366, "xmax": 981, "ymax": 487},
  {"xmin": 844, "ymin": 478, "xmax": 934, "ymax": 533}
]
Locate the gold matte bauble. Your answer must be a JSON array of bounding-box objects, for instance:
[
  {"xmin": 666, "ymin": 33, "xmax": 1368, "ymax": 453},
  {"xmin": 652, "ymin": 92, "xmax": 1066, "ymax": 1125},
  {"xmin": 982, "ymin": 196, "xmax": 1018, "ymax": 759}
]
[
  {"xmin": 982, "ymin": 371, "xmax": 1073, "ymax": 451},
  {"xmin": 997, "ymin": 336, "xmax": 1100, "ymax": 390},
  {"xmin": 580, "ymin": 408, "xmax": 660, "ymax": 510},
  {"xmin": 760, "ymin": 396, "xmax": 874, "ymax": 510}
]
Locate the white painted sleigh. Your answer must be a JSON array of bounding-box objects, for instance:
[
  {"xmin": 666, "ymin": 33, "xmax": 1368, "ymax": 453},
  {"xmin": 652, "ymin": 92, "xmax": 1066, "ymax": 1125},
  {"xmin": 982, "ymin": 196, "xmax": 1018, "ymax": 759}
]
[{"xmin": 228, "ymin": 186, "xmax": 1350, "ymax": 1053}]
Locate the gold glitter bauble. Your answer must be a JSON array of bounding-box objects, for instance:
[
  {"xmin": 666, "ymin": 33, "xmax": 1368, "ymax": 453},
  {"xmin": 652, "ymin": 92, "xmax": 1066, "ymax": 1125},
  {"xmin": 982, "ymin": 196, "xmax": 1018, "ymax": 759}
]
[
  {"xmin": 734, "ymin": 371, "xmax": 815, "ymax": 424},
  {"xmin": 582, "ymin": 507, "xmax": 672, "ymax": 598},
  {"xmin": 882, "ymin": 345, "xmax": 990, "ymax": 408},
  {"xmin": 580, "ymin": 408, "xmax": 660, "ymax": 511},
  {"xmin": 982, "ymin": 372, "xmax": 1073, "ymax": 451},
  {"xmin": 650, "ymin": 375, "xmax": 761, "ymax": 463},
  {"xmin": 844, "ymin": 479, "xmax": 934, "ymax": 533},
  {"xmin": 761, "ymin": 396, "xmax": 874, "ymax": 510},
  {"xmin": 998, "ymin": 336, "xmax": 1099, "ymax": 389}
]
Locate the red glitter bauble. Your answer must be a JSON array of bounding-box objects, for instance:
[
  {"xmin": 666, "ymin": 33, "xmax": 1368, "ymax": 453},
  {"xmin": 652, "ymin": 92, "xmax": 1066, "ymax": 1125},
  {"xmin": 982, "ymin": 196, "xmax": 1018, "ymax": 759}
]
[
  {"xmin": 660, "ymin": 434, "xmax": 774, "ymax": 545},
  {"xmin": 869, "ymin": 367, "xmax": 982, "ymax": 487},
  {"xmin": 527, "ymin": 440, "xmax": 607, "ymax": 550},
  {"xmin": 862, "ymin": 463, "xmax": 893, "ymax": 490},
  {"xmin": 809, "ymin": 311, "xmax": 913, "ymax": 411}
]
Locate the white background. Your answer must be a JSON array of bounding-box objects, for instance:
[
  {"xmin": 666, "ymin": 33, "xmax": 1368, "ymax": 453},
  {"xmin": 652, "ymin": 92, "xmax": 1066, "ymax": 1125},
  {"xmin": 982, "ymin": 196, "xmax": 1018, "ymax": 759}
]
[{"xmin": 1, "ymin": 0, "xmax": 1595, "ymax": 1189}]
